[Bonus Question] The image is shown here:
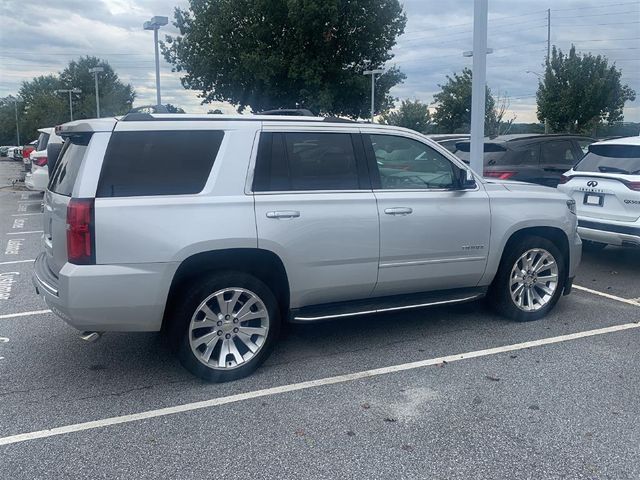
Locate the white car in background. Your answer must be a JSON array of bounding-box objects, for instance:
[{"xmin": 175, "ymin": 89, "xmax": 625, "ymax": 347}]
[
  {"xmin": 25, "ymin": 128, "xmax": 63, "ymax": 192},
  {"xmin": 558, "ymin": 136, "xmax": 640, "ymax": 250}
]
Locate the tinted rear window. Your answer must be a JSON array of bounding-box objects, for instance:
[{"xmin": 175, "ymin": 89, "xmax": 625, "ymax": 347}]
[
  {"xmin": 574, "ymin": 144, "xmax": 640, "ymax": 174},
  {"xmin": 36, "ymin": 132, "xmax": 50, "ymax": 151},
  {"xmin": 48, "ymin": 134, "xmax": 91, "ymax": 196},
  {"xmin": 253, "ymin": 132, "xmax": 361, "ymax": 191},
  {"xmin": 97, "ymin": 130, "xmax": 224, "ymax": 197}
]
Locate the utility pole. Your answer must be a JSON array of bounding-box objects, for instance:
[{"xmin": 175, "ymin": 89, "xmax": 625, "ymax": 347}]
[
  {"xmin": 144, "ymin": 16, "xmax": 169, "ymax": 108},
  {"xmin": 469, "ymin": 0, "xmax": 489, "ymax": 176},
  {"xmin": 363, "ymin": 68, "xmax": 384, "ymax": 123},
  {"xmin": 89, "ymin": 67, "xmax": 104, "ymax": 118},
  {"xmin": 55, "ymin": 88, "xmax": 82, "ymax": 121},
  {"xmin": 12, "ymin": 96, "xmax": 21, "ymax": 145}
]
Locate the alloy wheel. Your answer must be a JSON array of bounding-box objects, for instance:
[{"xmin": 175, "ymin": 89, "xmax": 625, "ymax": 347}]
[{"xmin": 509, "ymin": 248, "xmax": 559, "ymax": 312}]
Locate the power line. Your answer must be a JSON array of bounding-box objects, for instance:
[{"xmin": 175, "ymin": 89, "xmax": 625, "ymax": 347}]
[
  {"xmin": 554, "ymin": 9, "xmax": 640, "ymax": 20},
  {"xmin": 552, "ymin": 1, "xmax": 639, "ymax": 12}
]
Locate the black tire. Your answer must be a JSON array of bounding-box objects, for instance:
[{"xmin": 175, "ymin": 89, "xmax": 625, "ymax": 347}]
[
  {"xmin": 582, "ymin": 240, "xmax": 607, "ymax": 252},
  {"xmin": 171, "ymin": 271, "xmax": 281, "ymax": 382},
  {"xmin": 488, "ymin": 236, "xmax": 566, "ymax": 322}
]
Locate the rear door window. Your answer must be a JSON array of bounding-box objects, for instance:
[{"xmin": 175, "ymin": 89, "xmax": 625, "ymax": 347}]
[
  {"xmin": 97, "ymin": 130, "xmax": 224, "ymax": 197},
  {"xmin": 453, "ymin": 142, "xmax": 507, "ymax": 165},
  {"xmin": 540, "ymin": 140, "xmax": 576, "ymax": 166},
  {"xmin": 36, "ymin": 132, "xmax": 50, "ymax": 152},
  {"xmin": 504, "ymin": 144, "xmax": 540, "ymax": 166},
  {"xmin": 574, "ymin": 144, "xmax": 640, "ymax": 174},
  {"xmin": 253, "ymin": 132, "xmax": 363, "ymax": 191},
  {"xmin": 48, "ymin": 134, "xmax": 91, "ymax": 196}
]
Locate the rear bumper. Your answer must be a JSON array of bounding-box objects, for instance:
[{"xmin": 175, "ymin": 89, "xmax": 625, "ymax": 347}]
[
  {"xmin": 33, "ymin": 253, "xmax": 179, "ymax": 332},
  {"xmin": 578, "ymin": 219, "xmax": 640, "ymax": 247}
]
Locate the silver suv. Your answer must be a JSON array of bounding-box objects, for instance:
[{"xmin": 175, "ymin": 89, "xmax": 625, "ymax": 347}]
[{"xmin": 33, "ymin": 114, "xmax": 582, "ymax": 382}]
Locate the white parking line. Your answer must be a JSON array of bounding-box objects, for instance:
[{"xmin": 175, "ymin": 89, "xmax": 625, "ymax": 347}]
[
  {"xmin": 574, "ymin": 284, "xmax": 640, "ymax": 307},
  {"xmin": 0, "ymin": 259, "xmax": 34, "ymax": 265},
  {"xmin": 11, "ymin": 213, "xmax": 42, "ymax": 217},
  {"xmin": 6, "ymin": 231, "xmax": 43, "ymax": 235},
  {"xmin": 0, "ymin": 310, "xmax": 51, "ymax": 320},
  {"xmin": 17, "ymin": 200, "xmax": 43, "ymax": 204},
  {"xmin": 0, "ymin": 320, "xmax": 638, "ymax": 446}
]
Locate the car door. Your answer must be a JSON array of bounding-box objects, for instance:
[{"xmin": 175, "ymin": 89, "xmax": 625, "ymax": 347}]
[
  {"xmin": 363, "ymin": 131, "xmax": 491, "ymax": 296},
  {"xmin": 253, "ymin": 128, "xmax": 379, "ymax": 309},
  {"xmin": 539, "ymin": 140, "xmax": 579, "ymax": 187}
]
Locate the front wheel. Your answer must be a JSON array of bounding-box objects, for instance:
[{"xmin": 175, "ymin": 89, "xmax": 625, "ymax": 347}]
[
  {"xmin": 488, "ymin": 236, "xmax": 566, "ymax": 322},
  {"xmin": 173, "ymin": 272, "xmax": 280, "ymax": 382}
]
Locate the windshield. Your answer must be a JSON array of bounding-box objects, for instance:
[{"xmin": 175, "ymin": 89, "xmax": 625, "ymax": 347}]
[{"xmin": 574, "ymin": 144, "xmax": 640, "ymax": 175}]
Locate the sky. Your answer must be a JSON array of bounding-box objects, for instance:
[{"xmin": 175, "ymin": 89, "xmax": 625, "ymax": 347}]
[{"xmin": 0, "ymin": 0, "xmax": 638, "ymax": 123}]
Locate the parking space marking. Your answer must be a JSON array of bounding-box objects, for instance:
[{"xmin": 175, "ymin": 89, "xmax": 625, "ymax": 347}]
[
  {"xmin": 0, "ymin": 320, "xmax": 639, "ymax": 447},
  {"xmin": 0, "ymin": 310, "xmax": 51, "ymax": 320},
  {"xmin": 11, "ymin": 213, "xmax": 42, "ymax": 217},
  {"xmin": 0, "ymin": 259, "xmax": 34, "ymax": 266},
  {"xmin": 6, "ymin": 231, "xmax": 43, "ymax": 235},
  {"xmin": 4, "ymin": 239, "xmax": 23, "ymax": 255},
  {"xmin": 17, "ymin": 200, "xmax": 43, "ymax": 204},
  {"xmin": 574, "ymin": 284, "xmax": 640, "ymax": 307}
]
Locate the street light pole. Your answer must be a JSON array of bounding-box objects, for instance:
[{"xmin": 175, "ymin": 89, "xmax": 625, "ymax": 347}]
[
  {"xmin": 55, "ymin": 88, "xmax": 82, "ymax": 121},
  {"xmin": 469, "ymin": 0, "xmax": 489, "ymax": 176},
  {"xmin": 12, "ymin": 97, "xmax": 21, "ymax": 145},
  {"xmin": 363, "ymin": 68, "xmax": 384, "ymax": 123},
  {"xmin": 89, "ymin": 67, "xmax": 104, "ymax": 118},
  {"xmin": 144, "ymin": 16, "xmax": 169, "ymax": 108}
]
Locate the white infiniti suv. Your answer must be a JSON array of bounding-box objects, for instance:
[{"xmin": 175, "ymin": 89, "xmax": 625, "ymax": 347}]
[{"xmin": 558, "ymin": 136, "xmax": 640, "ymax": 250}]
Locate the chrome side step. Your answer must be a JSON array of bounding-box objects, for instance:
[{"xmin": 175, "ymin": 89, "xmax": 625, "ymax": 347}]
[{"xmin": 290, "ymin": 288, "xmax": 486, "ymax": 323}]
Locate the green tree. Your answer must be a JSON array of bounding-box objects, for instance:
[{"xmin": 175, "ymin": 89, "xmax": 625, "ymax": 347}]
[
  {"xmin": 18, "ymin": 75, "xmax": 67, "ymax": 143},
  {"xmin": 162, "ymin": 0, "xmax": 407, "ymax": 118},
  {"xmin": 380, "ymin": 99, "xmax": 430, "ymax": 133},
  {"xmin": 431, "ymin": 68, "xmax": 499, "ymax": 135},
  {"xmin": 59, "ymin": 56, "xmax": 135, "ymax": 118},
  {"xmin": 537, "ymin": 45, "xmax": 636, "ymax": 133}
]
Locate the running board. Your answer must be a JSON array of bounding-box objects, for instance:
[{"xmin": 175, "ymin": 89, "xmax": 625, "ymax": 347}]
[{"xmin": 290, "ymin": 287, "xmax": 486, "ymax": 323}]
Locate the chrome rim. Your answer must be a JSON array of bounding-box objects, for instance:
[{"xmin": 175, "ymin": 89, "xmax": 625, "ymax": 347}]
[
  {"xmin": 189, "ymin": 287, "xmax": 269, "ymax": 370},
  {"xmin": 509, "ymin": 248, "xmax": 559, "ymax": 312}
]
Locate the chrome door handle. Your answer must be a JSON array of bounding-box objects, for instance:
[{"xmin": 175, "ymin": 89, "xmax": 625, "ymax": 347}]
[
  {"xmin": 266, "ymin": 210, "xmax": 300, "ymax": 219},
  {"xmin": 384, "ymin": 207, "xmax": 413, "ymax": 216}
]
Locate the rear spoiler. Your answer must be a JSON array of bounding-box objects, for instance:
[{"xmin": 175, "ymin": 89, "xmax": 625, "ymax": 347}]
[{"xmin": 55, "ymin": 118, "xmax": 117, "ymax": 137}]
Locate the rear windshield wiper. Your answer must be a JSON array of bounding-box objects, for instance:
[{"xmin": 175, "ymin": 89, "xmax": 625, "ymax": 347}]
[{"xmin": 598, "ymin": 165, "xmax": 631, "ymax": 174}]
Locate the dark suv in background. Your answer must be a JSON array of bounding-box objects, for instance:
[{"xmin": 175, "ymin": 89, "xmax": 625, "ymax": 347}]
[{"xmin": 453, "ymin": 134, "xmax": 594, "ymax": 187}]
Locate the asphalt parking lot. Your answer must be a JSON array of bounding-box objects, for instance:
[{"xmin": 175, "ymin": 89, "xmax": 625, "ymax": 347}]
[{"xmin": 0, "ymin": 157, "xmax": 639, "ymax": 479}]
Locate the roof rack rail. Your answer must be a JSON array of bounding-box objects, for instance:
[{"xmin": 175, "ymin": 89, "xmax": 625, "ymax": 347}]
[
  {"xmin": 258, "ymin": 108, "xmax": 315, "ymax": 116},
  {"xmin": 121, "ymin": 112, "xmax": 156, "ymax": 122},
  {"xmin": 323, "ymin": 117, "xmax": 354, "ymax": 123}
]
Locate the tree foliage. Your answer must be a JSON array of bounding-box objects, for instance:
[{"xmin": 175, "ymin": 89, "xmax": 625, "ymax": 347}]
[
  {"xmin": 165, "ymin": 103, "xmax": 186, "ymax": 113},
  {"xmin": 431, "ymin": 68, "xmax": 505, "ymax": 135},
  {"xmin": 537, "ymin": 45, "xmax": 636, "ymax": 133},
  {"xmin": 0, "ymin": 57, "xmax": 134, "ymax": 144},
  {"xmin": 162, "ymin": 0, "xmax": 407, "ymax": 118},
  {"xmin": 380, "ymin": 99, "xmax": 430, "ymax": 133}
]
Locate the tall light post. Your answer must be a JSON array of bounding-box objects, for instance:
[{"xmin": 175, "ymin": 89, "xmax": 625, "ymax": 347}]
[
  {"xmin": 363, "ymin": 68, "xmax": 384, "ymax": 123},
  {"xmin": 89, "ymin": 66, "xmax": 104, "ymax": 118},
  {"xmin": 9, "ymin": 95, "xmax": 21, "ymax": 145},
  {"xmin": 526, "ymin": 70, "xmax": 549, "ymax": 133},
  {"xmin": 55, "ymin": 88, "xmax": 82, "ymax": 121},
  {"xmin": 143, "ymin": 15, "xmax": 168, "ymax": 108},
  {"xmin": 468, "ymin": 0, "xmax": 489, "ymax": 176}
]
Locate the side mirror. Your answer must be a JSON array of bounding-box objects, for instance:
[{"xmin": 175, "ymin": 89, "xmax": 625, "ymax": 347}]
[
  {"xmin": 47, "ymin": 142, "xmax": 64, "ymax": 174},
  {"xmin": 458, "ymin": 168, "xmax": 477, "ymax": 189}
]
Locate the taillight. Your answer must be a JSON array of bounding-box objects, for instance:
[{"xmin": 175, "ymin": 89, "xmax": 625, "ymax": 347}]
[
  {"xmin": 625, "ymin": 181, "xmax": 640, "ymax": 191},
  {"xmin": 558, "ymin": 174, "xmax": 571, "ymax": 184},
  {"xmin": 66, "ymin": 198, "xmax": 95, "ymax": 265},
  {"xmin": 484, "ymin": 171, "xmax": 516, "ymax": 180},
  {"xmin": 33, "ymin": 156, "xmax": 47, "ymax": 167},
  {"xmin": 22, "ymin": 147, "xmax": 34, "ymax": 158}
]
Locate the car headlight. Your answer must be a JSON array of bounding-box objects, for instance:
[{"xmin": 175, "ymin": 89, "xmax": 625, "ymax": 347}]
[{"xmin": 566, "ymin": 199, "xmax": 576, "ymax": 215}]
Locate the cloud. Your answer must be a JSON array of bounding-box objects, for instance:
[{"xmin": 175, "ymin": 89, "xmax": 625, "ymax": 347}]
[{"xmin": 0, "ymin": 0, "xmax": 637, "ymax": 121}]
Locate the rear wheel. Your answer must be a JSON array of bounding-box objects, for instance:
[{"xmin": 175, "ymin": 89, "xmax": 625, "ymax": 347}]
[
  {"xmin": 488, "ymin": 236, "xmax": 566, "ymax": 322},
  {"xmin": 173, "ymin": 272, "xmax": 280, "ymax": 382}
]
